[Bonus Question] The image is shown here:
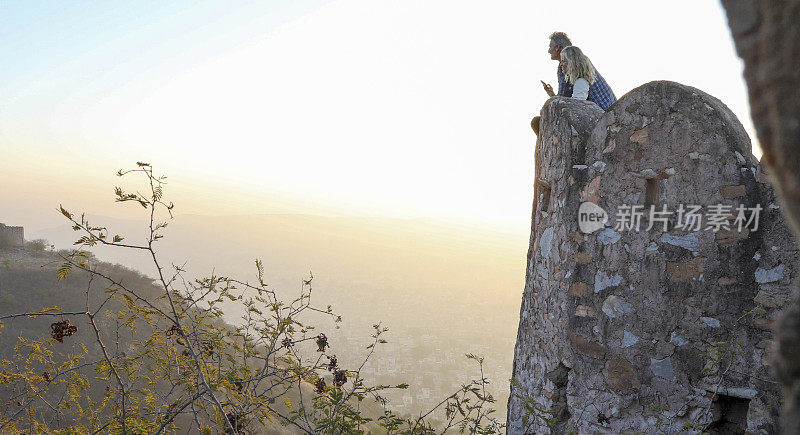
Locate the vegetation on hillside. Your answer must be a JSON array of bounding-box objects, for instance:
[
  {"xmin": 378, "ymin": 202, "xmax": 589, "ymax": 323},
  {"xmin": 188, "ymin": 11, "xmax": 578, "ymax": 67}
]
[{"xmin": 0, "ymin": 163, "xmax": 506, "ymax": 434}]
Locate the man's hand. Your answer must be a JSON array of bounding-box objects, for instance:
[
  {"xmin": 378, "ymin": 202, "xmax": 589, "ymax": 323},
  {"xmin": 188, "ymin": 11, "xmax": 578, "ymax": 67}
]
[{"xmin": 541, "ymin": 80, "xmax": 555, "ymax": 97}]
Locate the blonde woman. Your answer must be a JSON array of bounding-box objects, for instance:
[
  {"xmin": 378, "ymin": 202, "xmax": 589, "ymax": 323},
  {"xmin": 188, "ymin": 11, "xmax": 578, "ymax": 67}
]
[{"xmin": 559, "ymin": 46, "xmax": 616, "ymax": 110}]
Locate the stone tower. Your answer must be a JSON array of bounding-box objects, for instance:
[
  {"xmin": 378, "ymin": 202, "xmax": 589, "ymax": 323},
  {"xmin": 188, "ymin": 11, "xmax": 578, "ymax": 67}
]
[
  {"xmin": 508, "ymin": 81, "xmax": 799, "ymax": 433},
  {"xmin": 0, "ymin": 223, "xmax": 24, "ymax": 247}
]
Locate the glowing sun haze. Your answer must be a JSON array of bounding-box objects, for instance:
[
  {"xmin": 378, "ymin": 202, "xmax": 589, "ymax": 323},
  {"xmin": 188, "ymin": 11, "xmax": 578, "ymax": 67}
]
[{"xmin": 0, "ymin": 0, "xmax": 754, "ymax": 231}]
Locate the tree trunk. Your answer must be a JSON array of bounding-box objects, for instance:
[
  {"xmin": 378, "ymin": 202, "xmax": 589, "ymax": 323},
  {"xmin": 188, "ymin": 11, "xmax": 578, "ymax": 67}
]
[{"xmin": 721, "ymin": 1, "xmax": 800, "ymax": 432}]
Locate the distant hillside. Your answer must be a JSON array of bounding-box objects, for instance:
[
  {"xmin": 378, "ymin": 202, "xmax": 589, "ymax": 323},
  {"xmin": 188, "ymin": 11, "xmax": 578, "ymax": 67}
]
[
  {"xmin": 0, "ymin": 243, "xmax": 159, "ymax": 354},
  {"xmin": 0, "ymin": 243, "xmax": 351, "ymax": 433}
]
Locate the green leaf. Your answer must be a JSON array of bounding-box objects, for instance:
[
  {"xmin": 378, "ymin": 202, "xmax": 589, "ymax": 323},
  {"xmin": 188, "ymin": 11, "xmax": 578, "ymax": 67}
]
[
  {"xmin": 59, "ymin": 205, "xmax": 73, "ymax": 220},
  {"xmin": 57, "ymin": 262, "xmax": 72, "ymax": 280}
]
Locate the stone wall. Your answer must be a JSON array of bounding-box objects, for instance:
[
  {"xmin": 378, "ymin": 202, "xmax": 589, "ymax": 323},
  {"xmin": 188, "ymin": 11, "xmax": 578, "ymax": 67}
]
[
  {"xmin": 508, "ymin": 81, "xmax": 799, "ymax": 433},
  {"xmin": 0, "ymin": 223, "xmax": 24, "ymax": 247}
]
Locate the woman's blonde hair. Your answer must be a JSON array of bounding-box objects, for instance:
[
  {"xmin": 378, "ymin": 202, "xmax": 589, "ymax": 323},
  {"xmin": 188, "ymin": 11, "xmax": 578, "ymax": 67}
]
[{"xmin": 560, "ymin": 46, "xmax": 596, "ymax": 85}]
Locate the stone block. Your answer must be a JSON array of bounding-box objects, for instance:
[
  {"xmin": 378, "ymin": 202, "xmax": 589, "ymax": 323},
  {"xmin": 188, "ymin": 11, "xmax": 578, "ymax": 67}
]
[
  {"xmin": 666, "ymin": 257, "xmax": 704, "ymax": 282},
  {"xmin": 568, "ymin": 282, "xmax": 588, "ymax": 297},
  {"xmin": 754, "ymin": 290, "xmax": 790, "ymax": 308},
  {"xmin": 602, "ymin": 295, "xmax": 634, "ymax": 319},
  {"xmin": 580, "ymin": 176, "xmax": 602, "ymax": 203},
  {"xmin": 574, "ymin": 305, "xmax": 596, "ymax": 317},
  {"xmin": 753, "ymin": 318, "xmax": 774, "ymax": 331},
  {"xmin": 621, "ymin": 330, "xmax": 639, "ymax": 348},
  {"xmin": 630, "ymin": 126, "xmax": 649, "ymax": 143},
  {"xmin": 650, "ymin": 357, "xmax": 676, "ymax": 381},
  {"xmin": 569, "ymin": 333, "xmax": 606, "ymax": 359},
  {"xmin": 721, "ymin": 185, "xmax": 747, "ymax": 199},
  {"xmin": 571, "ymin": 252, "xmax": 591, "ymax": 264},
  {"xmin": 755, "ymin": 264, "xmax": 786, "ymax": 283},
  {"xmin": 604, "ymin": 358, "xmax": 641, "ymax": 392},
  {"xmin": 595, "ymin": 270, "xmax": 624, "ymax": 293},
  {"xmin": 715, "ymin": 227, "xmax": 750, "ymax": 246}
]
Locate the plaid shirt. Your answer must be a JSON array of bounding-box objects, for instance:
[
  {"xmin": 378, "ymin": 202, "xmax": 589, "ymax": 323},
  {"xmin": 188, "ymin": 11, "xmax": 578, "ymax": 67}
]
[{"xmin": 557, "ymin": 65, "xmax": 617, "ymax": 110}]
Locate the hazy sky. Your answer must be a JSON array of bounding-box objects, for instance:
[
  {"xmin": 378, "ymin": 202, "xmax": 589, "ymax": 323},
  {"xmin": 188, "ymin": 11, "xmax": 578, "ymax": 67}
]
[{"xmin": 1, "ymin": 1, "xmax": 754, "ymax": 232}]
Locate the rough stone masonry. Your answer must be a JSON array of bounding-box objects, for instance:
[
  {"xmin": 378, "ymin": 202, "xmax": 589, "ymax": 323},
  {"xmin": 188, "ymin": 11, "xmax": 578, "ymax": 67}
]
[
  {"xmin": 508, "ymin": 81, "xmax": 799, "ymax": 434},
  {"xmin": 0, "ymin": 223, "xmax": 24, "ymax": 247}
]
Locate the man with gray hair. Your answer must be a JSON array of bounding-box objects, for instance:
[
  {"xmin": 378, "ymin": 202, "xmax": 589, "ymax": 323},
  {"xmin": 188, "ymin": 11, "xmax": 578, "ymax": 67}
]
[
  {"xmin": 542, "ymin": 31, "xmax": 573, "ymax": 98},
  {"xmin": 533, "ymin": 31, "xmax": 616, "ymax": 134}
]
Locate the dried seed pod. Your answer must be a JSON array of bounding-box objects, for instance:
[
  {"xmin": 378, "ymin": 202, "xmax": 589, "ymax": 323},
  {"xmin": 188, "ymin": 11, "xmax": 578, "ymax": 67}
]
[
  {"xmin": 165, "ymin": 324, "xmax": 181, "ymax": 337},
  {"xmin": 333, "ymin": 369, "xmax": 347, "ymax": 387},
  {"xmin": 315, "ymin": 333, "xmax": 328, "ymax": 352},
  {"xmin": 326, "ymin": 355, "xmax": 338, "ymax": 372},
  {"xmin": 315, "ymin": 378, "xmax": 327, "ymax": 393},
  {"xmin": 50, "ymin": 320, "xmax": 77, "ymax": 342}
]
